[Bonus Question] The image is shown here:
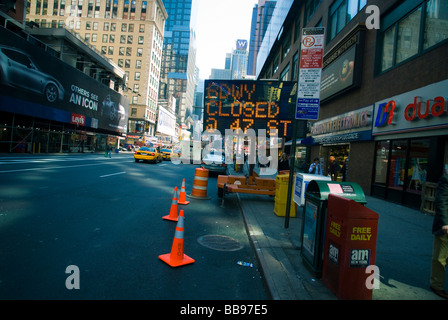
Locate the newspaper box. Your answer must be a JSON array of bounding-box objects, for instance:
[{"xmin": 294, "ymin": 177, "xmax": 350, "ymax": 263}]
[
  {"xmin": 322, "ymin": 194, "xmax": 379, "ymax": 300},
  {"xmin": 300, "ymin": 180, "xmax": 366, "ymax": 276}
]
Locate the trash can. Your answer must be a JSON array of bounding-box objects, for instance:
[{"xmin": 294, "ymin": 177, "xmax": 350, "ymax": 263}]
[
  {"xmin": 300, "ymin": 180, "xmax": 366, "ymax": 276},
  {"xmin": 274, "ymin": 174, "xmax": 296, "ymax": 217},
  {"xmin": 293, "ymin": 173, "xmax": 331, "ymax": 207},
  {"xmin": 322, "ymin": 194, "xmax": 379, "ymax": 300}
]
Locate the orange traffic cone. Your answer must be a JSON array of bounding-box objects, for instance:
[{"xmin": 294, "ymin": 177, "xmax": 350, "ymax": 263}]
[
  {"xmin": 159, "ymin": 210, "xmax": 195, "ymax": 267},
  {"xmin": 162, "ymin": 187, "xmax": 179, "ymax": 221},
  {"xmin": 178, "ymin": 178, "xmax": 190, "ymax": 205}
]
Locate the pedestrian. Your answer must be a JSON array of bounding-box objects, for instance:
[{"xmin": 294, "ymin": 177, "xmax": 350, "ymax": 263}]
[
  {"xmin": 328, "ymin": 155, "xmax": 341, "ymax": 181},
  {"xmin": 278, "ymin": 152, "xmax": 290, "ymax": 172},
  {"xmin": 107, "ymin": 144, "xmax": 112, "ymax": 158},
  {"xmin": 308, "ymin": 157, "xmax": 323, "ymax": 175},
  {"xmin": 430, "ymin": 166, "xmax": 448, "ymax": 299}
]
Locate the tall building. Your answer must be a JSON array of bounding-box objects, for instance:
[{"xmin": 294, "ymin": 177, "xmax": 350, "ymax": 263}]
[
  {"xmin": 231, "ymin": 39, "xmax": 248, "ymax": 79},
  {"xmin": 0, "ymin": 0, "xmax": 130, "ymax": 153},
  {"xmin": 159, "ymin": 0, "xmax": 198, "ymax": 137},
  {"xmin": 26, "ymin": 0, "xmax": 168, "ymax": 145},
  {"xmin": 247, "ymin": 0, "xmax": 276, "ymax": 76}
]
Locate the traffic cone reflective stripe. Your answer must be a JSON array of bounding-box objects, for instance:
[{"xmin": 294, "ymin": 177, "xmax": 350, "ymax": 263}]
[
  {"xmin": 159, "ymin": 210, "xmax": 195, "ymax": 267},
  {"xmin": 187, "ymin": 168, "xmax": 210, "ymax": 200},
  {"xmin": 162, "ymin": 187, "xmax": 179, "ymax": 221},
  {"xmin": 178, "ymin": 178, "xmax": 190, "ymax": 205}
]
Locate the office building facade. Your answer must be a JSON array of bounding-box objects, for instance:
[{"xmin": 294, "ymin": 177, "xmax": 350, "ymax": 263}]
[
  {"xmin": 159, "ymin": 0, "xmax": 198, "ymax": 139},
  {"xmin": 231, "ymin": 39, "xmax": 249, "ymax": 79},
  {"xmin": 247, "ymin": 0, "xmax": 276, "ymax": 76},
  {"xmin": 26, "ymin": 0, "xmax": 167, "ymax": 146},
  {"xmin": 256, "ymin": 0, "xmax": 448, "ymax": 210},
  {"xmin": 0, "ymin": 0, "xmax": 130, "ymax": 153}
]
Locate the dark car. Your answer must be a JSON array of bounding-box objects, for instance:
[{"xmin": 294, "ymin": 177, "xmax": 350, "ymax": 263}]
[
  {"xmin": 201, "ymin": 153, "xmax": 227, "ymax": 175},
  {"xmin": 0, "ymin": 45, "xmax": 65, "ymax": 103}
]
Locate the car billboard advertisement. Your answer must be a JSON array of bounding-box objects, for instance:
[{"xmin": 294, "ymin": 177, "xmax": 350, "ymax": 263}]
[{"xmin": 0, "ymin": 26, "xmax": 129, "ymax": 134}]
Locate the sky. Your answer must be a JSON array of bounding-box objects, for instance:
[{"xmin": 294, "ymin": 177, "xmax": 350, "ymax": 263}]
[{"xmin": 195, "ymin": 0, "xmax": 257, "ymax": 80}]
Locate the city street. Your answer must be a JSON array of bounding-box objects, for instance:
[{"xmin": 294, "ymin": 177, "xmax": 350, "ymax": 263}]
[{"xmin": 0, "ymin": 153, "xmax": 268, "ymax": 300}]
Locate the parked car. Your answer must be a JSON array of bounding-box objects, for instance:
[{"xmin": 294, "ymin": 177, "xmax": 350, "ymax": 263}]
[
  {"xmin": 0, "ymin": 45, "xmax": 65, "ymax": 103},
  {"xmin": 160, "ymin": 148, "xmax": 172, "ymax": 160},
  {"xmin": 134, "ymin": 147, "xmax": 162, "ymax": 163},
  {"xmin": 201, "ymin": 153, "xmax": 227, "ymax": 175}
]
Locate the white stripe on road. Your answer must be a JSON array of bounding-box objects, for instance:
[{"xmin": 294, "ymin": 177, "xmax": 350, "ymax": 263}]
[
  {"xmin": 99, "ymin": 172, "xmax": 126, "ymax": 178},
  {"xmin": 0, "ymin": 161, "xmax": 112, "ymax": 173}
]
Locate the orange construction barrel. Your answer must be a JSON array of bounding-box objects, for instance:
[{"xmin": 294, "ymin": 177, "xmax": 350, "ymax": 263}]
[{"xmin": 187, "ymin": 167, "xmax": 211, "ymax": 200}]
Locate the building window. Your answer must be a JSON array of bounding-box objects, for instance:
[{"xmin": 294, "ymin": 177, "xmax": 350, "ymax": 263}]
[
  {"xmin": 102, "ymin": 34, "xmax": 108, "ymax": 43},
  {"xmin": 91, "ymin": 33, "xmax": 97, "ymax": 42},
  {"xmin": 126, "ymin": 47, "xmax": 132, "ymax": 56},
  {"xmin": 304, "ymin": 0, "xmax": 322, "ymax": 25},
  {"xmin": 108, "ymin": 46, "xmax": 114, "ymax": 55},
  {"xmin": 103, "ymin": 22, "xmax": 109, "ymax": 31},
  {"xmin": 130, "ymin": 0, "xmax": 136, "ymax": 20},
  {"xmin": 104, "ymin": 0, "xmax": 111, "ymax": 18},
  {"xmin": 125, "ymin": 59, "xmax": 130, "ymax": 68},
  {"xmin": 120, "ymin": 35, "xmax": 126, "ymax": 43},
  {"xmin": 329, "ymin": 0, "xmax": 367, "ymax": 41},
  {"xmin": 291, "ymin": 52, "xmax": 299, "ymax": 81},
  {"xmin": 373, "ymin": 140, "xmax": 390, "ymax": 186},
  {"xmin": 138, "ymin": 36, "xmax": 144, "ymax": 44},
  {"xmin": 112, "ymin": 0, "xmax": 118, "ymax": 19},
  {"xmin": 396, "ymin": 7, "xmax": 422, "ymax": 64},
  {"xmin": 139, "ymin": 24, "xmax": 145, "ymax": 33},
  {"xmin": 141, "ymin": 1, "xmax": 147, "ymax": 20},
  {"xmin": 373, "ymin": 138, "xmax": 430, "ymax": 196},
  {"xmin": 424, "ymin": 0, "xmax": 448, "ymax": 49},
  {"xmin": 119, "ymin": 47, "xmax": 125, "ymax": 55},
  {"xmin": 137, "ymin": 48, "xmax": 143, "ymax": 56},
  {"xmin": 101, "ymin": 46, "xmax": 107, "ymax": 54},
  {"xmin": 134, "ymin": 72, "xmax": 140, "ymax": 80},
  {"xmin": 123, "ymin": 0, "xmax": 129, "ymax": 19},
  {"xmin": 109, "ymin": 34, "xmax": 115, "ymax": 43},
  {"xmin": 282, "ymin": 30, "xmax": 291, "ymax": 60},
  {"xmin": 135, "ymin": 60, "xmax": 141, "ymax": 68},
  {"xmin": 118, "ymin": 59, "xmax": 123, "ymax": 67},
  {"xmin": 280, "ymin": 64, "xmax": 290, "ymax": 81},
  {"xmin": 380, "ymin": 0, "xmax": 448, "ymax": 72}
]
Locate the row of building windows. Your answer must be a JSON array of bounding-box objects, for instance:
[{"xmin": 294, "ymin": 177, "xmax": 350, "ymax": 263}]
[
  {"xmin": 380, "ymin": 0, "xmax": 448, "ymax": 72},
  {"xmin": 265, "ymin": 0, "xmax": 447, "ymax": 81},
  {"xmin": 30, "ymin": 0, "xmax": 148, "ymax": 20}
]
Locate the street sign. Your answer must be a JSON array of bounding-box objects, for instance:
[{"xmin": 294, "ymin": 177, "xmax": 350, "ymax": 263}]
[{"xmin": 296, "ymin": 27, "xmax": 325, "ymax": 120}]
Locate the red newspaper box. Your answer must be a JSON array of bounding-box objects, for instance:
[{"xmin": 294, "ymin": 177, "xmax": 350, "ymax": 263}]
[{"xmin": 322, "ymin": 194, "xmax": 379, "ymax": 300}]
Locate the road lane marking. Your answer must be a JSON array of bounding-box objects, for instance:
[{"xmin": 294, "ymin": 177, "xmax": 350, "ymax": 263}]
[
  {"xmin": 0, "ymin": 162, "xmax": 112, "ymax": 173},
  {"xmin": 99, "ymin": 172, "xmax": 126, "ymax": 178}
]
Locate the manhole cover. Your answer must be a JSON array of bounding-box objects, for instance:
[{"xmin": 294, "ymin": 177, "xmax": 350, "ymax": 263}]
[{"xmin": 197, "ymin": 235, "xmax": 244, "ymax": 251}]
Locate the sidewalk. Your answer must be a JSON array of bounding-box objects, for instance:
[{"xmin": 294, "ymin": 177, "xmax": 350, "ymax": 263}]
[{"xmin": 227, "ymin": 163, "xmax": 444, "ymax": 300}]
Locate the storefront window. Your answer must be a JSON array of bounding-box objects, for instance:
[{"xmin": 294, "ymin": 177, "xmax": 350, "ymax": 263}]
[
  {"xmin": 389, "ymin": 140, "xmax": 407, "ymax": 191},
  {"xmin": 407, "ymin": 139, "xmax": 429, "ymax": 193},
  {"xmin": 374, "ymin": 140, "xmax": 389, "ymax": 185}
]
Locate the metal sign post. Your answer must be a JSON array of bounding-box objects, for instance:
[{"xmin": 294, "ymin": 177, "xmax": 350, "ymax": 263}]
[{"xmin": 285, "ymin": 27, "xmax": 325, "ymax": 228}]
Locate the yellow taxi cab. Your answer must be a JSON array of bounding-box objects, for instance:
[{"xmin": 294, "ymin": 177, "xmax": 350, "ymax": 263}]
[
  {"xmin": 134, "ymin": 147, "xmax": 162, "ymax": 163},
  {"xmin": 160, "ymin": 148, "xmax": 172, "ymax": 160}
]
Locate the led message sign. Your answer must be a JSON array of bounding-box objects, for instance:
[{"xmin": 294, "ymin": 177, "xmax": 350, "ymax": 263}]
[{"xmin": 203, "ymin": 80, "xmax": 297, "ymax": 137}]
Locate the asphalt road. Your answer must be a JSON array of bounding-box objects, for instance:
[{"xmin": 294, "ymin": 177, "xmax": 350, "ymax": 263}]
[{"xmin": 0, "ymin": 153, "xmax": 268, "ymax": 300}]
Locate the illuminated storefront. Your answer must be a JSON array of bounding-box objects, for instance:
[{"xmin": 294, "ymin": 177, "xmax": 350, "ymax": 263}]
[{"xmin": 371, "ymin": 79, "xmax": 448, "ymax": 208}]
